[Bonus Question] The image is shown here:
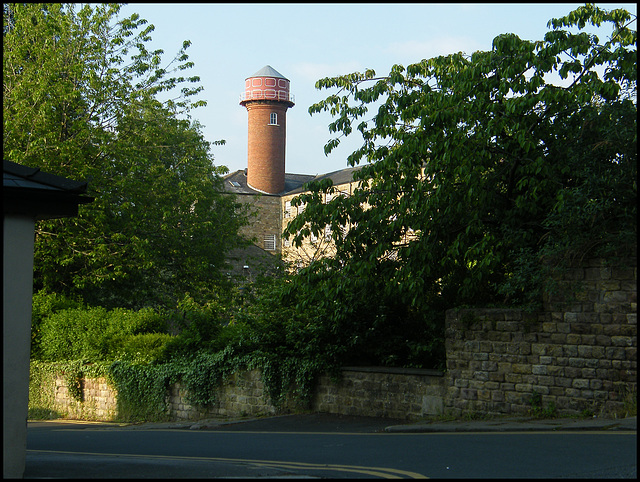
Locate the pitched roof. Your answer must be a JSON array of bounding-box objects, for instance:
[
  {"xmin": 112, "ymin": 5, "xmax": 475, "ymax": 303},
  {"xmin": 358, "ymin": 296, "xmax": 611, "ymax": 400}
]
[
  {"xmin": 284, "ymin": 166, "xmax": 363, "ymax": 195},
  {"xmin": 3, "ymin": 160, "xmax": 93, "ymax": 219},
  {"xmin": 223, "ymin": 165, "xmax": 363, "ymax": 197},
  {"xmin": 249, "ymin": 65, "xmax": 288, "ymax": 80},
  {"xmin": 223, "ymin": 169, "xmax": 315, "ymax": 196}
]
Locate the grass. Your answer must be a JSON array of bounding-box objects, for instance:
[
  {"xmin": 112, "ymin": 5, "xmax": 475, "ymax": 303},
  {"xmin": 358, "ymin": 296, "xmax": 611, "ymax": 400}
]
[{"xmin": 28, "ymin": 407, "xmax": 64, "ymax": 420}]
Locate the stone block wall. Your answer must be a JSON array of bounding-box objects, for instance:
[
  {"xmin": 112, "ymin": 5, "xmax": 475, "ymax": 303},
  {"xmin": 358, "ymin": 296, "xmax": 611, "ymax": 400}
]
[
  {"xmin": 32, "ymin": 256, "xmax": 635, "ymax": 422},
  {"xmin": 444, "ymin": 257, "xmax": 637, "ymax": 417},
  {"xmin": 42, "ymin": 367, "xmax": 446, "ymax": 422},
  {"xmin": 165, "ymin": 367, "xmax": 446, "ymax": 422},
  {"xmin": 166, "ymin": 370, "xmax": 279, "ymax": 420},
  {"xmin": 236, "ymin": 193, "xmax": 282, "ymax": 251},
  {"xmin": 52, "ymin": 376, "xmax": 118, "ymax": 421},
  {"xmin": 313, "ymin": 367, "xmax": 445, "ymax": 420}
]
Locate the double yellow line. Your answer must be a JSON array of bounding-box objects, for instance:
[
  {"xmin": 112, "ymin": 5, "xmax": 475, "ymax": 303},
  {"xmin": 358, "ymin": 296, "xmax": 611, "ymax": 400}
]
[
  {"xmin": 28, "ymin": 449, "xmax": 428, "ymax": 478},
  {"xmin": 248, "ymin": 458, "xmax": 427, "ymax": 478}
]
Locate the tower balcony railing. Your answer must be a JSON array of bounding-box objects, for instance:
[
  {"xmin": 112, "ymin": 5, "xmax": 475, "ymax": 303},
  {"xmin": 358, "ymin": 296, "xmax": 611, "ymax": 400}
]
[{"xmin": 240, "ymin": 90, "xmax": 295, "ymax": 103}]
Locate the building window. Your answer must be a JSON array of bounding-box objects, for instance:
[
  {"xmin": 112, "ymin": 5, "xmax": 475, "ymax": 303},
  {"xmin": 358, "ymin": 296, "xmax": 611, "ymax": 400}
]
[
  {"xmin": 264, "ymin": 234, "xmax": 276, "ymax": 251},
  {"xmin": 269, "ymin": 112, "xmax": 278, "ymax": 125},
  {"xmin": 324, "ymin": 225, "xmax": 332, "ymax": 241},
  {"xmin": 284, "ymin": 200, "xmax": 291, "ymax": 218}
]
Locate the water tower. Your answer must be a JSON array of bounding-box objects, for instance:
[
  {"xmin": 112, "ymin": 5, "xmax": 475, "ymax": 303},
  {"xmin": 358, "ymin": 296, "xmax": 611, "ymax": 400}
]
[{"xmin": 240, "ymin": 65, "xmax": 295, "ymax": 194}]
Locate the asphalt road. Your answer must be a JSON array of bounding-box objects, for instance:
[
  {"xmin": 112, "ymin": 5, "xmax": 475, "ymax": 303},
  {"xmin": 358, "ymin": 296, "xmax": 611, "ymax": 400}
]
[{"xmin": 25, "ymin": 414, "xmax": 637, "ymax": 479}]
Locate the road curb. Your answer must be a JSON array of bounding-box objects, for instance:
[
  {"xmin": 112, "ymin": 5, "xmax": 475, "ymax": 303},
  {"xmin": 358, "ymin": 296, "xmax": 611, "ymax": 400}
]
[{"xmin": 384, "ymin": 416, "xmax": 637, "ymax": 433}]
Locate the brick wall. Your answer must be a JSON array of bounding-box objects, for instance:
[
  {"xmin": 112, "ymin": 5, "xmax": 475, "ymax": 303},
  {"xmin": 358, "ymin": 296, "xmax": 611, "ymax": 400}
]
[{"xmin": 245, "ymin": 101, "xmax": 288, "ymax": 194}]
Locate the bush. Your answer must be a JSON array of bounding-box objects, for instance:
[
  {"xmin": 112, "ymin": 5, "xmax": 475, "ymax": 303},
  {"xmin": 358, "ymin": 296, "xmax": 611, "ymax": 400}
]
[
  {"xmin": 112, "ymin": 333, "xmax": 175, "ymax": 364},
  {"xmin": 39, "ymin": 306, "xmax": 110, "ymax": 361},
  {"xmin": 159, "ymin": 295, "xmax": 227, "ymax": 360},
  {"xmin": 37, "ymin": 306, "xmax": 169, "ymax": 362},
  {"xmin": 31, "ymin": 290, "xmax": 84, "ymax": 359},
  {"xmin": 109, "ymin": 307, "xmax": 167, "ymax": 334}
]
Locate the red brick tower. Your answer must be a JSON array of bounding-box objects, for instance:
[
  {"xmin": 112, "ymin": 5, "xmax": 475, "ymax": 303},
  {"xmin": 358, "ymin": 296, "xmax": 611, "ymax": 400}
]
[{"xmin": 240, "ymin": 66, "xmax": 295, "ymax": 194}]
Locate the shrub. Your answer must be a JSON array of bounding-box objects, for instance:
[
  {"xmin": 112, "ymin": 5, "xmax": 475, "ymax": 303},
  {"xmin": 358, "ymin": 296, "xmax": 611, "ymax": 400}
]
[
  {"xmin": 112, "ymin": 333, "xmax": 175, "ymax": 365},
  {"xmin": 106, "ymin": 307, "xmax": 167, "ymax": 335},
  {"xmin": 37, "ymin": 306, "xmax": 169, "ymax": 362},
  {"xmin": 39, "ymin": 306, "xmax": 110, "ymax": 361},
  {"xmin": 31, "ymin": 290, "xmax": 84, "ymax": 359},
  {"xmin": 159, "ymin": 295, "xmax": 226, "ymax": 360}
]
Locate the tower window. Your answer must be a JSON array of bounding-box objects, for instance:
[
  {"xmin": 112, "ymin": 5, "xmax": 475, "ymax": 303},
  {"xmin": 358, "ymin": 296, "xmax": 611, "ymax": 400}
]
[{"xmin": 269, "ymin": 112, "xmax": 278, "ymax": 125}]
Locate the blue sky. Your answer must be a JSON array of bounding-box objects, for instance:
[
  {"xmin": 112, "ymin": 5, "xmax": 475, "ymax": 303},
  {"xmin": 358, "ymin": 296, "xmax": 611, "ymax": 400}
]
[{"xmin": 118, "ymin": 3, "xmax": 637, "ymax": 176}]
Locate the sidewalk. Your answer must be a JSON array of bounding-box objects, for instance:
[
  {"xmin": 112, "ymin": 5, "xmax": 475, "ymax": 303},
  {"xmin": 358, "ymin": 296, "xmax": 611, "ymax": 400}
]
[
  {"xmin": 95, "ymin": 412, "xmax": 637, "ymax": 433},
  {"xmin": 384, "ymin": 414, "xmax": 637, "ymax": 433}
]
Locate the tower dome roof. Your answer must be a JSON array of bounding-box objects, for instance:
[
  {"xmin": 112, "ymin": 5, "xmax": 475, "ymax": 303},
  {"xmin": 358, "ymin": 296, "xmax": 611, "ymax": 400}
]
[
  {"xmin": 249, "ymin": 65, "xmax": 288, "ymax": 80},
  {"xmin": 240, "ymin": 65, "xmax": 294, "ymax": 106}
]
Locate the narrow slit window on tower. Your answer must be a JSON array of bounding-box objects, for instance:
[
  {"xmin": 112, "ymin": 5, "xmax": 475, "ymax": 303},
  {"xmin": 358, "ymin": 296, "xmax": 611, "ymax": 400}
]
[{"xmin": 269, "ymin": 112, "xmax": 278, "ymax": 125}]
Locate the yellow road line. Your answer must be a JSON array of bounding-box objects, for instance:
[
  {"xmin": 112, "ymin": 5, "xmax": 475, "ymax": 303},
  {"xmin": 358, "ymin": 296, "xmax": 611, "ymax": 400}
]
[
  {"xmin": 250, "ymin": 459, "xmax": 428, "ymax": 478},
  {"xmin": 27, "ymin": 449, "xmax": 428, "ymax": 479}
]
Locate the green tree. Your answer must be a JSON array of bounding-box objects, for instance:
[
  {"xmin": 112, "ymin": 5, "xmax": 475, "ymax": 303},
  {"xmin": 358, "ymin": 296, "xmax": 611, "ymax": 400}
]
[
  {"xmin": 285, "ymin": 4, "xmax": 636, "ymax": 320},
  {"xmin": 3, "ymin": 3, "xmax": 248, "ymax": 308}
]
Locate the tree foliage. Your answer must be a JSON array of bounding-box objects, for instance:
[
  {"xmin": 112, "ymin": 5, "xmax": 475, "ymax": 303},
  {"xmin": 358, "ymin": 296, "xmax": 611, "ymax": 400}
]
[
  {"xmin": 285, "ymin": 4, "xmax": 636, "ymax": 315},
  {"xmin": 3, "ymin": 3, "xmax": 248, "ymax": 308}
]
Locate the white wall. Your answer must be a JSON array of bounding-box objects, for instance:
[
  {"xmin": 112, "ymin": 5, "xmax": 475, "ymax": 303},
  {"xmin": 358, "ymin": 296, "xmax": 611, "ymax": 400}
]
[{"xmin": 3, "ymin": 214, "xmax": 36, "ymax": 479}]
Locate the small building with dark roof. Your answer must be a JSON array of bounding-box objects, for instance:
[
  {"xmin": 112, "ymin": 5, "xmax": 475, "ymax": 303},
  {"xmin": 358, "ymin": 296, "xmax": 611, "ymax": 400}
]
[{"xmin": 3, "ymin": 160, "xmax": 93, "ymax": 218}]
